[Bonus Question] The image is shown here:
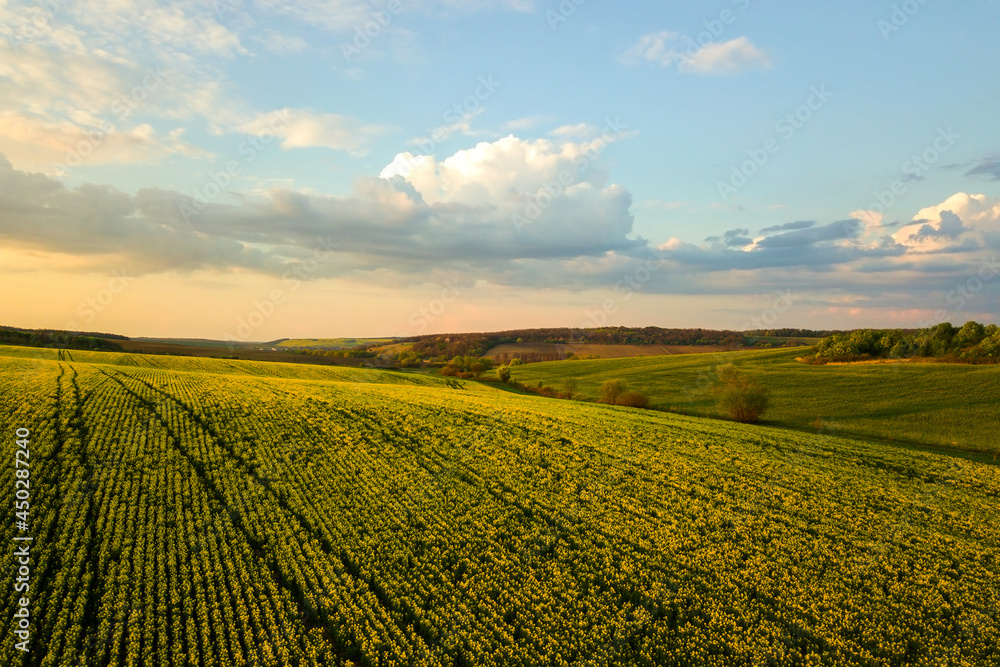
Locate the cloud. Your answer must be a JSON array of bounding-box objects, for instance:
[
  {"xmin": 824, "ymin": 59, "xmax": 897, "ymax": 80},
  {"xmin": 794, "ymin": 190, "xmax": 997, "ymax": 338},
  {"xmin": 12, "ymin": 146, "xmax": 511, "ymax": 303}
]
[
  {"xmin": 501, "ymin": 115, "xmax": 556, "ymax": 131},
  {"xmin": 258, "ymin": 31, "xmax": 310, "ymax": 55},
  {"xmin": 753, "ymin": 220, "xmax": 862, "ymax": 249},
  {"xmin": 379, "ymin": 132, "xmax": 634, "ymax": 205},
  {"xmin": 0, "ymin": 113, "xmax": 210, "ymax": 175},
  {"xmin": 0, "ymin": 154, "xmax": 280, "ymax": 274},
  {"xmin": 710, "ymin": 228, "xmax": 752, "ymax": 248},
  {"xmin": 253, "ymin": 0, "xmax": 533, "ymax": 34},
  {"xmin": 410, "ymin": 108, "xmax": 490, "ymax": 150},
  {"xmin": 648, "ymin": 194, "xmax": 998, "ymax": 302},
  {"xmin": 966, "ymin": 157, "xmax": 1000, "ymax": 181},
  {"xmin": 621, "ymin": 33, "xmax": 770, "ymax": 75},
  {"xmin": 0, "ymin": 1, "xmax": 251, "ymax": 171},
  {"xmin": 4, "ymin": 128, "xmax": 997, "ymax": 317},
  {"xmin": 238, "ymin": 109, "xmax": 390, "ymax": 153},
  {"xmin": 0, "ymin": 131, "xmax": 642, "ymax": 280},
  {"xmin": 760, "ymin": 220, "xmax": 815, "ymax": 234},
  {"xmin": 551, "ymin": 123, "xmax": 598, "ymax": 138},
  {"xmin": 893, "ymin": 192, "xmax": 1000, "ymax": 253},
  {"xmin": 682, "ymin": 37, "xmax": 772, "ymax": 75}
]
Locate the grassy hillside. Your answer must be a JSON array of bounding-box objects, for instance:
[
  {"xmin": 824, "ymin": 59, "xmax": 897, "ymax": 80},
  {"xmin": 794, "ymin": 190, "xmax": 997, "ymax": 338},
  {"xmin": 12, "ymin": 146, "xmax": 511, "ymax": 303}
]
[
  {"xmin": 482, "ymin": 342, "xmax": 743, "ymax": 361},
  {"xmin": 508, "ymin": 348, "xmax": 1000, "ymax": 455},
  {"xmin": 2, "ymin": 348, "xmax": 999, "ymax": 665},
  {"xmin": 0, "ymin": 344, "xmax": 438, "ymax": 384}
]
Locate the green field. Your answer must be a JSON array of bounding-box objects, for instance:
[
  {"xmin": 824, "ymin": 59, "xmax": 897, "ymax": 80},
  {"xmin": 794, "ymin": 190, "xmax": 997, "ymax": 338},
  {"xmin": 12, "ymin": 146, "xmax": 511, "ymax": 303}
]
[
  {"xmin": 508, "ymin": 348, "xmax": 1000, "ymax": 456},
  {"xmin": 2, "ymin": 345, "xmax": 999, "ymax": 666}
]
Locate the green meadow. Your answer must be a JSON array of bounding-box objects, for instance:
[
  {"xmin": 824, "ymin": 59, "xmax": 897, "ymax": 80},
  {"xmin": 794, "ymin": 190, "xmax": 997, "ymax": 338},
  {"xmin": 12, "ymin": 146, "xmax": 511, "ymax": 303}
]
[{"xmin": 508, "ymin": 348, "xmax": 1000, "ymax": 456}]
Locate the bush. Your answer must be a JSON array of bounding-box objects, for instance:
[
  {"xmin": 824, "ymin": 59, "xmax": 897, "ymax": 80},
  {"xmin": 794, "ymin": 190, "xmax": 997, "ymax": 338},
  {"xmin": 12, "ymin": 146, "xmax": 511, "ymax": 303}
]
[
  {"xmin": 562, "ymin": 378, "xmax": 578, "ymax": 399},
  {"xmin": 714, "ymin": 364, "xmax": 770, "ymax": 423},
  {"xmin": 496, "ymin": 365, "xmax": 511, "ymax": 383},
  {"xmin": 716, "ymin": 384, "xmax": 769, "ymax": 422},
  {"xmin": 616, "ymin": 390, "xmax": 649, "ymax": 408},
  {"xmin": 599, "ymin": 379, "xmax": 626, "ymax": 405}
]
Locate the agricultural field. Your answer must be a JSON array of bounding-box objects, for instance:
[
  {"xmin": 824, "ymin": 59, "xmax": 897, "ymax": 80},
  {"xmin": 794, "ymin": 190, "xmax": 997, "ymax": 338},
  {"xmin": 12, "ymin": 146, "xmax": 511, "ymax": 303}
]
[
  {"xmin": 508, "ymin": 348, "xmax": 1000, "ymax": 456},
  {"xmin": 1, "ymin": 345, "xmax": 999, "ymax": 666},
  {"xmin": 482, "ymin": 343, "xmax": 742, "ymax": 362}
]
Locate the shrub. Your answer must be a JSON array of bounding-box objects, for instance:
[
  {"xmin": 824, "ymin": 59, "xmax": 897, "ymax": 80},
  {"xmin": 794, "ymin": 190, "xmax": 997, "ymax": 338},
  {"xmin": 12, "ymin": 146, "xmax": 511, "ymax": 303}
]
[
  {"xmin": 714, "ymin": 364, "xmax": 770, "ymax": 423},
  {"xmin": 616, "ymin": 390, "xmax": 649, "ymax": 408},
  {"xmin": 562, "ymin": 378, "xmax": 578, "ymax": 399},
  {"xmin": 599, "ymin": 379, "xmax": 626, "ymax": 405},
  {"xmin": 496, "ymin": 365, "xmax": 511, "ymax": 383},
  {"xmin": 716, "ymin": 384, "xmax": 769, "ymax": 422}
]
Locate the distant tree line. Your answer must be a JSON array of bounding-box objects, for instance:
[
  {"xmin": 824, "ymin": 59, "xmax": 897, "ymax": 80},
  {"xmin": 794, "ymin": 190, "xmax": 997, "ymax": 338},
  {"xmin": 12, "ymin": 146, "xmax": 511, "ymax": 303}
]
[
  {"xmin": 808, "ymin": 321, "xmax": 1000, "ymax": 363},
  {"xmin": 0, "ymin": 327, "xmax": 125, "ymax": 352},
  {"xmin": 440, "ymin": 355, "xmax": 495, "ymax": 378},
  {"xmin": 298, "ymin": 349, "xmax": 378, "ymax": 359},
  {"xmin": 398, "ymin": 326, "xmax": 837, "ymax": 363},
  {"xmin": 744, "ymin": 328, "xmax": 836, "ymax": 338}
]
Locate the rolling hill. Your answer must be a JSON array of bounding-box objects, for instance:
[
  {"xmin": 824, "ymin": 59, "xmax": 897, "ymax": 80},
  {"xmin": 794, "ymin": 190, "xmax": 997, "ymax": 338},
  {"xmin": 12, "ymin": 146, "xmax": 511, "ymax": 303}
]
[
  {"xmin": 1, "ymin": 345, "xmax": 998, "ymax": 665},
  {"xmin": 508, "ymin": 348, "xmax": 1000, "ymax": 457}
]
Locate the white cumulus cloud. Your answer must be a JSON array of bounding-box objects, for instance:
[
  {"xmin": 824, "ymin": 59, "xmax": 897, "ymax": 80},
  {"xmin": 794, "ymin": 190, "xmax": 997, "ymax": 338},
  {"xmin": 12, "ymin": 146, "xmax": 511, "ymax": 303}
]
[{"xmin": 893, "ymin": 192, "xmax": 1000, "ymax": 252}]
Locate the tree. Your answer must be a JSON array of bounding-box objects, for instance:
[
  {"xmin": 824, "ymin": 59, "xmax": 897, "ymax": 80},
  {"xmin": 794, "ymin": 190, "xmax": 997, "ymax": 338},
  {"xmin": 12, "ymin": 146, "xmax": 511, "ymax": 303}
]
[
  {"xmin": 956, "ymin": 321, "xmax": 986, "ymax": 347},
  {"xmin": 599, "ymin": 379, "xmax": 626, "ymax": 405},
  {"xmin": 713, "ymin": 364, "xmax": 770, "ymax": 423},
  {"xmin": 496, "ymin": 365, "xmax": 511, "ymax": 383},
  {"xmin": 469, "ymin": 362, "xmax": 485, "ymax": 378},
  {"xmin": 562, "ymin": 378, "xmax": 578, "ymax": 399}
]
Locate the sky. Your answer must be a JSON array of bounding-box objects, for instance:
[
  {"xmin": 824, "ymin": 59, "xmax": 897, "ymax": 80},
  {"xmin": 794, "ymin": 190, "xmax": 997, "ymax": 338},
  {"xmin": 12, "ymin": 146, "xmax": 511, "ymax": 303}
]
[{"xmin": 1, "ymin": 0, "xmax": 998, "ymax": 340}]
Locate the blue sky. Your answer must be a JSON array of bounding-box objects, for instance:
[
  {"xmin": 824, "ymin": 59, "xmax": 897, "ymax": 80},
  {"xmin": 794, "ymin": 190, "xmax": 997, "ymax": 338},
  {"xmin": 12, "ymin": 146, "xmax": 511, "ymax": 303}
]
[{"xmin": 1, "ymin": 0, "xmax": 998, "ymax": 339}]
